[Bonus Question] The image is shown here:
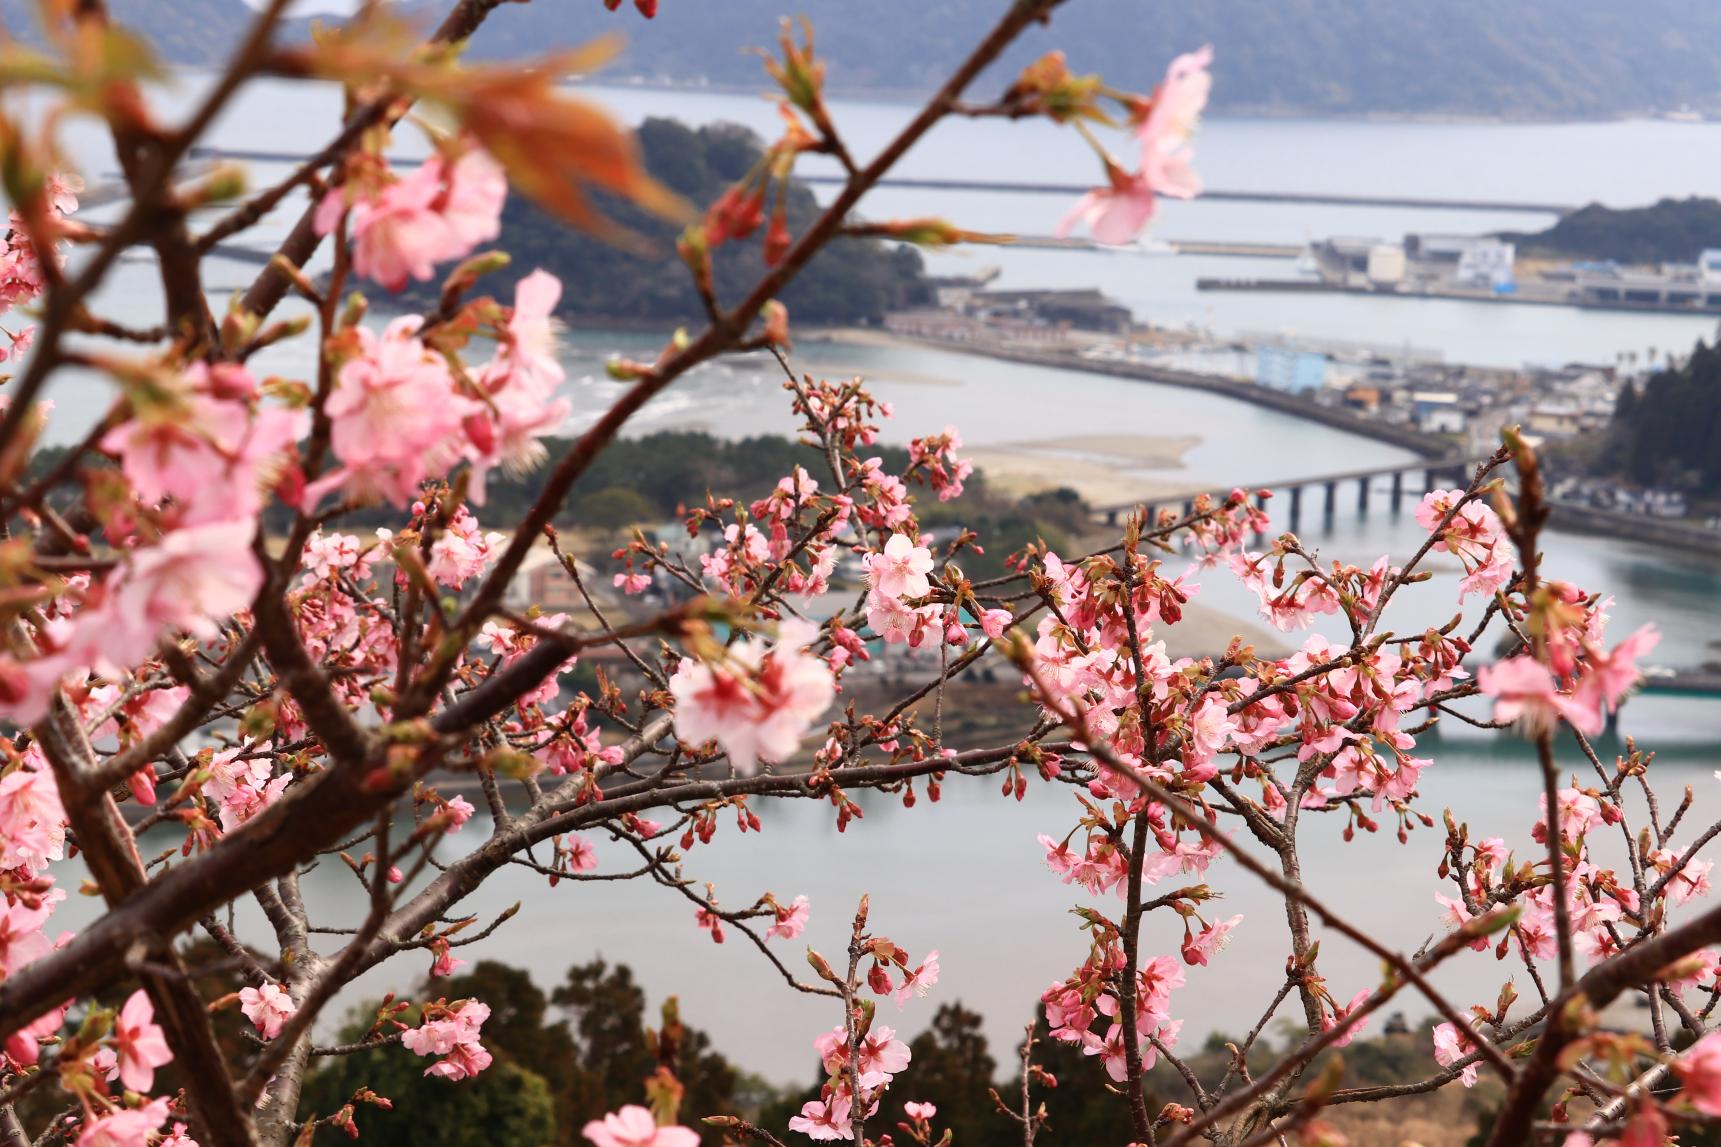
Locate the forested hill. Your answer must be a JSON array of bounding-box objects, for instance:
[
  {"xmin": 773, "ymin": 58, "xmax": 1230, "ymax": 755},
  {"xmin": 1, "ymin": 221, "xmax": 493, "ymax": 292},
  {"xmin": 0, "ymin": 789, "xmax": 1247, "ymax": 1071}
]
[
  {"xmin": 1501, "ymin": 198, "xmax": 1721, "ymax": 265},
  {"xmin": 10, "ymin": 0, "xmax": 1721, "ymax": 119},
  {"xmin": 400, "ymin": 117, "xmax": 929, "ymax": 325},
  {"xmin": 1602, "ymin": 339, "xmax": 1721, "ymax": 495}
]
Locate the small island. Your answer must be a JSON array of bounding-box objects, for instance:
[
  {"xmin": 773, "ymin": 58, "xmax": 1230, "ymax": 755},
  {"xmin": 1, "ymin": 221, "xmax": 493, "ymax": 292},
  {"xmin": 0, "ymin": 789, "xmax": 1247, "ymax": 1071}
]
[{"xmin": 408, "ymin": 117, "xmax": 930, "ymax": 326}]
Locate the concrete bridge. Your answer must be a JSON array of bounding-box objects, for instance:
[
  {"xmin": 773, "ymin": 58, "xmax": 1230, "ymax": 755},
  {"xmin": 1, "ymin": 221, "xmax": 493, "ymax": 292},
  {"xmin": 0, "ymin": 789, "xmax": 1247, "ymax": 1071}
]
[{"xmin": 1091, "ymin": 455, "xmax": 1493, "ymax": 529}]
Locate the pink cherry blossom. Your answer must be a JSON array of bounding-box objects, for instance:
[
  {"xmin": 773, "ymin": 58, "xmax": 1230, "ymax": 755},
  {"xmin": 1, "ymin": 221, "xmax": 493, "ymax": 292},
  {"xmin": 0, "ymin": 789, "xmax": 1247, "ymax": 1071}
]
[
  {"xmin": 1322, "ymin": 989, "xmax": 1372, "ymax": 1048},
  {"xmin": 442, "ymin": 795, "xmax": 476, "ymax": 833},
  {"xmin": 894, "ymin": 949, "xmax": 940, "ymax": 1007},
  {"xmin": 1478, "ymin": 656, "xmax": 1598, "ymax": 737},
  {"xmin": 425, "ymin": 506, "xmax": 504, "ymax": 588},
  {"xmin": 1415, "ymin": 490, "xmax": 1513, "ymax": 600},
  {"xmin": 422, "ymin": 1040, "xmax": 493, "ymax": 1081},
  {"xmin": 111, "ymin": 989, "xmax": 174, "ymax": 1093},
  {"xmin": 159, "ymin": 1124, "xmax": 198, "ymax": 1147},
  {"xmin": 317, "ymin": 162, "xmax": 454, "ymax": 290},
  {"xmin": 466, "ymin": 270, "xmax": 571, "ymax": 503},
  {"xmin": 868, "ymin": 533, "xmax": 934, "ymax": 599},
  {"xmin": 903, "ymin": 1101, "xmax": 936, "ymax": 1122},
  {"xmin": 1574, "ymin": 623, "xmax": 1660, "ymax": 719},
  {"xmin": 1675, "ymin": 1031, "xmax": 1721, "ymax": 1116},
  {"xmin": 1181, "ymin": 914, "xmax": 1241, "ymax": 967},
  {"xmin": 1432, "ymin": 1020, "xmax": 1480, "ymax": 1088},
  {"xmin": 439, "ymin": 149, "xmax": 507, "ymax": 250},
  {"xmin": 788, "ymin": 1091, "xmax": 854, "ymax": 1142},
  {"xmin": 0, "ymin": 896, "xmax": 55, "ymax": 977},
  {"xmin": 315, "ymin": 147, "xmax": 505, "ymax": 291},
  {"xmin": 311, "ymin": 317, "xmax": 477, "ymax": 507},
  {"xmin": 76, "ymin": 1098, "xmax": 172, "ymax": 1147},
  {"xmin": 1056, "ymin": 166, "xmax": 1156, "ymax": 245},
  {"xmin": 582, "ymin": 1106, "xmax": 700, "ymax": 1147},
  {"xmin": 239, "ymin": 982, "xmax": 296, "ymax": 1040},
  {"xmin": 0, "ymin": 764, "xmax": 68, "ymax": 872},
  {"xmin": 1137, "ymin": 45, "xmax": 1213, "ymax": 199},
  {"xmin": 402, "ymin": 999, "xmax": 492, "ymax": 1080},
  {"xmin": 768, "ymin": 895, "xmax": 810, "ymax": 941},
  {"xmin": 159, "ymin": 1116, "xmax": 197, "ymax": 1143},
  {"xmin": 1540, "ymin": 786, "xmax": 1604, "ymax": 842},
  {"xmin": 101, "ymin": 364, "xmax": 306, "ymax": 526},
  {"xmin": 100, "ymin": 519, "xmax": 264, "ymax": 667},
  {"xmin": 669, "ymin": 621, "xmax": 834, "ymax": 772}
]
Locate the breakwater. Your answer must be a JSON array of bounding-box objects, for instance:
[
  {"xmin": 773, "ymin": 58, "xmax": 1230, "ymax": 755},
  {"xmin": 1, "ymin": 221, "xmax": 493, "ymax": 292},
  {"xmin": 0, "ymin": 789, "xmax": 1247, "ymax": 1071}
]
[
  {"xmin": 1198, "ymin": 276, "xmax": 1721, "ymax": 319},
  {"xmin": 1546, "ymin": 499, "xmax": 1721, "ymax": 557},
  {"xmin": 873, "ymin": 334, "xmax": 1452, "ymax": 458}
]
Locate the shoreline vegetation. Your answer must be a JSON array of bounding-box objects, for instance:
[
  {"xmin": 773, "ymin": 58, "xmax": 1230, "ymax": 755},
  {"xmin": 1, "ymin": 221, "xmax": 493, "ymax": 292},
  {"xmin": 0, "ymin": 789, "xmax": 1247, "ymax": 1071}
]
[
  {"xmin": 283, "ymin": 955, "xmax": 1509, "ymax": 1147},
  {"xmin": 1500, "ymin": 195, "xmax": 1721, "ymax": 263}
]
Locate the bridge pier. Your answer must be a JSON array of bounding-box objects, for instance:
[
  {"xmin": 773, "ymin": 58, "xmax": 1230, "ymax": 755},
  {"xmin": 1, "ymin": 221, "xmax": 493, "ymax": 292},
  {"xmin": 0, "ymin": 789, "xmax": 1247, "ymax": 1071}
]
[
  {"xmin": 1356, "ymin": 475, "xmax": 1370, "ymax": 514},
  {"xmin": 1424, "ymin": 468, "xmax": 1437, "ymax": 494},
  {"xmin": 1143, "ymin": 504, "xmax": 1157, "ymax": 527},
  {"xmin": 1390, "ymin": 470, "xmax": 1404, "ymax": 513},
  {"xmin": 1106, "ymin": 507, "xmax": 1119, "ymax": 527},
  {"xmin": 1183, "ymin": 500, "xmax": 1194, "ymax": 521},
  {"xmin": 1288, "ymin": 486, "xmax": 1303, "ymax": 531},
  {"xmin": 1323, "ymin": 481, "xmax": 1336, "ymax": 519}
]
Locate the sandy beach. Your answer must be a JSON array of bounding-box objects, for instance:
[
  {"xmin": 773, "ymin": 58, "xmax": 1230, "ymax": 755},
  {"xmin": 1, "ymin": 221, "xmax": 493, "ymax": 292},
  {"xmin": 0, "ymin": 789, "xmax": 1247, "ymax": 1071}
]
[
  {"xmin": 809, "ymin": 329, "xmax": 1208, "ymax": 506},
  {"xmin": 1158, "ymin": 600, "xmax": 1292, "ymax": 660},
  {"xmin": 967, "ymin": 431, "xmax": 1203, "ymax": 506}
]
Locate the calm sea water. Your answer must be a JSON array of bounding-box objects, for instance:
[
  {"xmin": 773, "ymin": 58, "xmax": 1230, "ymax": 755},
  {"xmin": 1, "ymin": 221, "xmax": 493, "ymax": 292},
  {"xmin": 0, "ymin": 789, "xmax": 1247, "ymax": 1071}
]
[{"xmin": 28, "ymin": 79, "xmax": 1721, "ymax": 1081}]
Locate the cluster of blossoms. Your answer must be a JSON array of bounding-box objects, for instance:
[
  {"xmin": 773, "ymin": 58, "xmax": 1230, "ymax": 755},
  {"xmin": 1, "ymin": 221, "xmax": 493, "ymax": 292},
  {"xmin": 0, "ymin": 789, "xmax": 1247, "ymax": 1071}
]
[
  {"xmin": 0, "ymin": 173, "xmax": 79, "ymax": 362},
  {"xmin": 314, "ymin": 143, "xmax": 505, "ymax": 292},
  {"xmin": 668, "ymin": 620, "xmax": 836, "ymax": 773},
  {"xmin": 1042, "ymin": 952, "xmax": 1186, "ymax": 1082},
  {"xmin": 1, "ymin": 364, "xmax": 298, "ymax": 725},
  {"xmin": 1415, "ymin": 487, "xmax": 1514, "ymax": 600},
  {"xmin": 305, "ymin": 268, "xmax": 568, "ymax": 511},
  {"xmin": 1477, "ymin": 595, "xmax": 1660, "ymax": 737},
  {"xmin": 0, "ymin": 139, "xmax": 602, "ymax": 1141},
  {"xmin": 401, "ymin": 998, "xmax": 493, "ymax": 1080},
  {"xmin": 789, "ymin": 938, "xmax": 940, "ymax": 1141},
  {"xmin": 905, "ymin": 425, "xmax": 972, "ymax": 502},
  {"xmin": 1011, "ymin": 460, "xmax": 1681, "ymax": 1129}
]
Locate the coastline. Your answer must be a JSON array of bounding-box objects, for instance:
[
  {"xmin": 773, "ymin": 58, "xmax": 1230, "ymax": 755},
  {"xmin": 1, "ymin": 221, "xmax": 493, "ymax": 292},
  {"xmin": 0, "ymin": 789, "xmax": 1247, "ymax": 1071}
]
[
  {"xmin": 815, "ymin": 326, "xmax": 1454, "ymax": 458},
  {"xmin": 812, "ymin": 327, "xmax": 1721, "ymax": 561}
]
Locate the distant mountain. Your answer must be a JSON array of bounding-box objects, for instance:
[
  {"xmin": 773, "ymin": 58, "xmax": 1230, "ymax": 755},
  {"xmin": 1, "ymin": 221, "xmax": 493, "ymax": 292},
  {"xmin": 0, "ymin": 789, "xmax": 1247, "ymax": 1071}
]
[{"xmin": 7, "ymin": 0, "xmax": 1721, "ymax": 119}]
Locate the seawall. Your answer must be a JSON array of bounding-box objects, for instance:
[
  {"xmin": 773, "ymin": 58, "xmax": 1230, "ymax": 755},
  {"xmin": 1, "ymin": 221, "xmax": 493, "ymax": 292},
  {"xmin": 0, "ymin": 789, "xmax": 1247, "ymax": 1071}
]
[{"xmin": 871, "ymin": 334, "xmax": 1452, "ymax": 458}]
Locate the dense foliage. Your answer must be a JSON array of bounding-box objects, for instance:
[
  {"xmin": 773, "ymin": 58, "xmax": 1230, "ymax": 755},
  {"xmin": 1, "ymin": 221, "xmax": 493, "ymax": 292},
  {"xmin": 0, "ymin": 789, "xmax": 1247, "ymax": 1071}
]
[
  {"xmin": 303, "ymin": 960, "xmax": 1476, "ymax": 1147},
  {"xmin": 1502, "ymin": 196, "xmax": 1721, "ymax": 265},
  {"xmin": 1601, "ymin": 337, "xmax": 1721, "ymax": 492},
  {"xmin": 302, "ymin": 962, "xmax": 741, "ymax": 1145}
]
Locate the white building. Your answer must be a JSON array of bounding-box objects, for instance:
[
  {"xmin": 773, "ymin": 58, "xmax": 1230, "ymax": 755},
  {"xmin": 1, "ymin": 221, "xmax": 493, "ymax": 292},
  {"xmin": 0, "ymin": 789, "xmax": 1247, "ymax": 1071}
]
[
  {"xmin": 1456, "ymin": 240, "xmax": 1516, "ymax": 289},
  {"xmin": 1367, "ymin": 244, "xmax": 1406, "ymax": 286}
]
